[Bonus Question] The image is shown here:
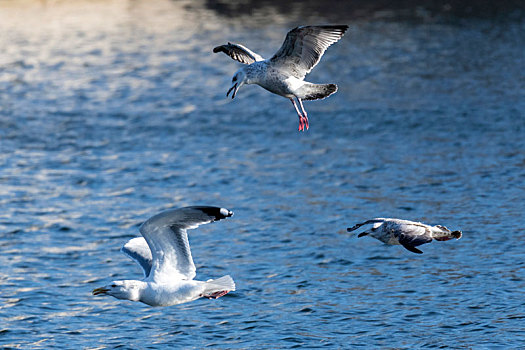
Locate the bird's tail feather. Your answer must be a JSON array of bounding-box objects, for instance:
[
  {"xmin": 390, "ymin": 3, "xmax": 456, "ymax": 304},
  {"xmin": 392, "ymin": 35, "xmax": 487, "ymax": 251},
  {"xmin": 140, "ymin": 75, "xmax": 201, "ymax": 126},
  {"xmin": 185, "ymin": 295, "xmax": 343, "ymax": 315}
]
[
  {"xmin": 299, "ymin": 83, "xmax": 338, "ymax": 101},
  {"xmin": 203, "ymin": 275, "xmax": 236, "ymax": 296}
]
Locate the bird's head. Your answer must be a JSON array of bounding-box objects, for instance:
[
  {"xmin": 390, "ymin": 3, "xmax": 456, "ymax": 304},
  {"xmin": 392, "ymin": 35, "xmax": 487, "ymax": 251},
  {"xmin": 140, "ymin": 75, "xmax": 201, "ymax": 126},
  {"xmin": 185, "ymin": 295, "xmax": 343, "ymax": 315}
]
[
  {"xmin": 92, "ymin": 280, "xmax": 143, "ymax": 301},
  {"xmin": 434, "ymin": 225, "xmax": 462, "ymax": 241},
  {"xmin": 227, "ymin": 69, "xmax": 247, "ymax": 99}
]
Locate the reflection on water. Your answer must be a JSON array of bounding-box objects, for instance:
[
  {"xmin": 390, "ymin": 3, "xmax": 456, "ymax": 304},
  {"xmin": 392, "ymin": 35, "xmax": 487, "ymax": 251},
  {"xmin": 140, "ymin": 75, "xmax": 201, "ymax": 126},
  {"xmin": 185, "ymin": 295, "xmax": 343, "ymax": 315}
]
[{"xmin": 1, "ymin": 0, "xmax": 524, "ymax": 348}]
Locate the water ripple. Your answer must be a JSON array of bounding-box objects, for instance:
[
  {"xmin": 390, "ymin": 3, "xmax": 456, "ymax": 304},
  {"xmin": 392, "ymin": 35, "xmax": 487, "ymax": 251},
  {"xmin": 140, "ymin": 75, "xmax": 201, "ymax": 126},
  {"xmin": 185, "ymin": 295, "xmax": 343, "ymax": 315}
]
[{"xmin": 1, "ymin": 0, "xmax": 524, "ymax": 348}]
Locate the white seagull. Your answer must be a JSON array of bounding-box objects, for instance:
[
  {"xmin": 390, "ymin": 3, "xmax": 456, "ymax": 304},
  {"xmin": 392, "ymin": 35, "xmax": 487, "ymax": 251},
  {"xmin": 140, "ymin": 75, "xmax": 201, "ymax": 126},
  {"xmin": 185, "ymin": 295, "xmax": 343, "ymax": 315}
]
[
  {"xmin": 213, "ymin": 25, "xmax": 348, "ymax": 131},
  {"xmin": 347, "ymin": 218, "xmax": 462, "ymax": 254},
  {"xmin": 92, "ymin": 206, "xmax": 236, "ymax": 306}
]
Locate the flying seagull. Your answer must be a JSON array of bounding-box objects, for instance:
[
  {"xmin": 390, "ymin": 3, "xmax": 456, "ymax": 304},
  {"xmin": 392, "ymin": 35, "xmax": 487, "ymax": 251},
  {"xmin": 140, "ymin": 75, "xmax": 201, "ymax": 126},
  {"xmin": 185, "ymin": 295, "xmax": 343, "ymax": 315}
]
[
  {"xmin": 92, "ymin": 206, "xmax": 236, "ymax": 306},
  {"xmin": 347, "ymin": 218, "xmax": 462, "ymax": 254},
  {"xmin": 213, "ymin": 25, "xmax": 348, "ymax": 131}
]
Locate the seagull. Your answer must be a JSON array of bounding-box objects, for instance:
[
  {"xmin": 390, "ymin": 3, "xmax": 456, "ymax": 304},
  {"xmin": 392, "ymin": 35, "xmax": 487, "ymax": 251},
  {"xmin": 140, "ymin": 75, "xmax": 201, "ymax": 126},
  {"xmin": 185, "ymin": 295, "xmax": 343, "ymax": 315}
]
[
  {"xmin": 92, "ymin": 206, "xmax": 236, "ymax": 306},
  {"xmin": 213, "ymin": 25, "xmax": 348, "ymax": 131},
  {"xmin": 347, "ymin": 218, "xmax": 462, "ymax": 254}
]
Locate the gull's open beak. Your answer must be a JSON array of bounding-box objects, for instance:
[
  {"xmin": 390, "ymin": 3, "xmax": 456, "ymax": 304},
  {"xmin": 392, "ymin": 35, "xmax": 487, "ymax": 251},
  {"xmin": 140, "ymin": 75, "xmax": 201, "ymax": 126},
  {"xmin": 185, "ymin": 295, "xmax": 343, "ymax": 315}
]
[
  {"xmin": 92, "ymin": 287, "xmax": 109, "ymax": 296},
  {"xmin": 227, "ymin": 83, "xmax": 238, "ymax": 99}
]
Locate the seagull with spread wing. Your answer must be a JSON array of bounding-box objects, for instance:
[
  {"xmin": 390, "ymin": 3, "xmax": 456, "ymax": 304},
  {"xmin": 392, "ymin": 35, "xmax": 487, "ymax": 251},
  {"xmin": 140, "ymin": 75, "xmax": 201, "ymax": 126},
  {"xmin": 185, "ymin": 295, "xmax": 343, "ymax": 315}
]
[
  {"xmin": 92, "ymin": 206, "xmax": 235, "ymax": 306},
  {"xmin": 347, "ymin": 218, "xmax": 462, "ymax": 254},
  {"xmin": 213, "ymin": 25, "xmax": 348, "ymax": 131}
]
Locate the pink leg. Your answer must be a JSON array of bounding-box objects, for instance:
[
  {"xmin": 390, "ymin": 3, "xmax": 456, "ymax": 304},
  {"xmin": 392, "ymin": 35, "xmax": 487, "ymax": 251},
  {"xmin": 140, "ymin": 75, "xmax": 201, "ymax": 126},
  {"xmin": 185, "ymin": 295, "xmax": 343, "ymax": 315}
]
[
  {"xmin": 290, "ymin": 98, "xmax": 307, "ymax": 131},
  {"xmin": 297, "ymin": 98, "xmax": 309, "ymax": 130},
  {"xmin": 203, "ymin": 290, "xmax": 230, "ymax": 299}
]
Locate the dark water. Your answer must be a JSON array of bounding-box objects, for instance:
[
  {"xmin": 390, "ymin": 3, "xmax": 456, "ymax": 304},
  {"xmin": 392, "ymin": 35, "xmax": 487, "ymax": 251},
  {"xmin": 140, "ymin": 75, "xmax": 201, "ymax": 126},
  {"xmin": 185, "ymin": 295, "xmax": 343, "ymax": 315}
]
[{"xmin": 1, "ymin": 0, "xmax": 524, "ymax": 348}]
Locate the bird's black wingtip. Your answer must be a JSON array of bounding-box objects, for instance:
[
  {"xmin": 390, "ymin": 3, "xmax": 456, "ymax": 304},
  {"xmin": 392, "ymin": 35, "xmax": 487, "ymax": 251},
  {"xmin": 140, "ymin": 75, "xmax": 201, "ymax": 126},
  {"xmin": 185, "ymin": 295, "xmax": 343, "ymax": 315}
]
[
  {"xmin": 293, "ymin": 24, "xmax": 349, "ymax": 35},
  {"xmin": 335, "ymin": 25, "xmax": 350, "ymax": 35},
  {"xmin": 219, "ymin": 208, "xmax": 234, "ymax": 219},
  {"xmin": 192, "ymin": 206, "xmax": 233, "ymax": 221},
  {"xmin": 317, "ymin": 24, "xmax": 349, "ymax": 33}
]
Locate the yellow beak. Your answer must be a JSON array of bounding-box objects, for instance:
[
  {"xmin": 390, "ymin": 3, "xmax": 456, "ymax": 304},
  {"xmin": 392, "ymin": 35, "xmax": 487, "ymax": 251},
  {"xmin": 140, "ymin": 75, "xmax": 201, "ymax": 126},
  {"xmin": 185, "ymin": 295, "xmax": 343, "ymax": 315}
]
[{"xmin": 92, "ymin": 287, "xmax": 109, "ymax": 296}]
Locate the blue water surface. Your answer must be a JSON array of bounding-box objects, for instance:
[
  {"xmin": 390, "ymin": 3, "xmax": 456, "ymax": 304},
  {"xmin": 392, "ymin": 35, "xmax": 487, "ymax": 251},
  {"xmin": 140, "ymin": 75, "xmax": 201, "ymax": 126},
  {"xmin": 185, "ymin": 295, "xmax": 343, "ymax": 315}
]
[{"xmin": 1, "ymin": 0, "xmax": 524, "ymax": 348}]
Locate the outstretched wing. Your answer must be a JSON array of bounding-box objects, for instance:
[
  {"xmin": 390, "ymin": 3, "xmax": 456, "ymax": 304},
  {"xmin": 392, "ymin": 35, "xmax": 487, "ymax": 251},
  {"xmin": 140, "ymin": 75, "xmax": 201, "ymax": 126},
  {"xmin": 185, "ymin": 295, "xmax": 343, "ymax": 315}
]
[
  {"xmin": 121, "ymin": 237, "xmax": 153, "ymax": 278},
  {"xmin": 270, "ymin": 25, "xmax": 348, "ymax": 79},
  {"xmin": 389, "ymin": 221, "xmax": 433, "ymax": 254},
  {"xmin": 347, "ymin": 218, "xmax": 385, "ymax": 233},
  {"xmin": 139, "ymin": 206, "xmax": 233, "ymax": 283},
  {"xmin": 213, "ymin": 42, "xmax": 265, "ymax": 64}
]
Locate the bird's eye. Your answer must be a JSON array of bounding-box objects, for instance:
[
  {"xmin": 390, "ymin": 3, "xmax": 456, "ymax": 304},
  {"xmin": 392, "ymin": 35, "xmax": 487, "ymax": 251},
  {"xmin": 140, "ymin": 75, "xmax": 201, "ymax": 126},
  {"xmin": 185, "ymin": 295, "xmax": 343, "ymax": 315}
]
[{"xmin": 111, "ymin": 284, "xmax": 117, "ymax": 288}]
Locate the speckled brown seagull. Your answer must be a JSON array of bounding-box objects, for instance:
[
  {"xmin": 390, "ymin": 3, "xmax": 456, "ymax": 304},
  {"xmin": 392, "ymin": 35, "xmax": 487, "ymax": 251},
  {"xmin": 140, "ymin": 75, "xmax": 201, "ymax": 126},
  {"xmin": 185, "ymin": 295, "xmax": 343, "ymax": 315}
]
[
  {"xmin": 214, "ymin": 25, "xmax": 348, "ymax": 131},
  {"xmin": 347, "ymin": 218, "xmax": 462, "ymax": 254}
]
